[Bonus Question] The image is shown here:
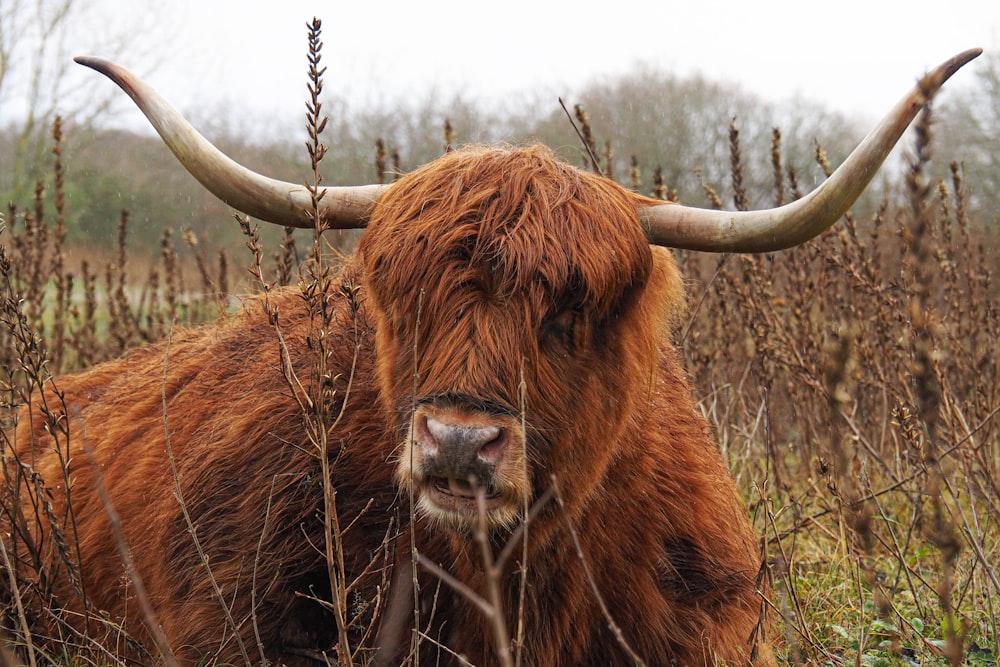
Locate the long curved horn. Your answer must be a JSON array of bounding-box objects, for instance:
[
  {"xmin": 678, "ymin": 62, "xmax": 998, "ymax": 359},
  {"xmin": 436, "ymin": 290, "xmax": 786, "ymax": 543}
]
[
  {"xmin": 74, "ymin": 56, "xmax": 386, "ymax": 229},
  {"xmin": 639, "ymin": 48, "xmax": 981, "ymax": 252}
]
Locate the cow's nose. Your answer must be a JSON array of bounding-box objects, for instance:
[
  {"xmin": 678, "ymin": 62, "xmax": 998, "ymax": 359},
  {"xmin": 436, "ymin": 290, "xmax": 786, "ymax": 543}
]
[
  {"xmin": 423, "ymin": 417, "xmax": 504, "ymax": 463},
  {"xmin": 414, "ymin": 414, "xmax": 510, "ymax": 482}
]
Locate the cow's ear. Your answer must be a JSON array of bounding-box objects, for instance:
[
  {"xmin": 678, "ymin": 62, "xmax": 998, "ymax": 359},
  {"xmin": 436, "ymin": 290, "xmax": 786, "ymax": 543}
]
[{"xmin": 644, "ymin": 247, "xmax": 687, "ymax": 340}]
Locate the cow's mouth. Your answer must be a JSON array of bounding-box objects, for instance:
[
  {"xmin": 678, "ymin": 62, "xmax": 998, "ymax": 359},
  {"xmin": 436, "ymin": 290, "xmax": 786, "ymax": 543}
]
[{"xmin": 422, "ymin": 476, "xmax": 506, "ymax": 515}]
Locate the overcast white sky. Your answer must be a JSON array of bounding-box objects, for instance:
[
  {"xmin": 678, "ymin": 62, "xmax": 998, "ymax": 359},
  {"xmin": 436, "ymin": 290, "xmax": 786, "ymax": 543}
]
[{"xmin": 36, "ymin": 0, "xmax": 1000, "ymax": 133}]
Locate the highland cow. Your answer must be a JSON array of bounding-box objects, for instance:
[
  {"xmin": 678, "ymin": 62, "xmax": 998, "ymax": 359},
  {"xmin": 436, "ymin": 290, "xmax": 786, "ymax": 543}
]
[{"xmin": 1, "ymin": 49, "xmax": 979, "ymax": 666}]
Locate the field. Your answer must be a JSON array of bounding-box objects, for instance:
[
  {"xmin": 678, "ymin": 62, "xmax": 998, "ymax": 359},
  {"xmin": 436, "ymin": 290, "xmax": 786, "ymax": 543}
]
[{"xmin": 1, "ymin": 59, "xmax": 998, "ymax": 666}]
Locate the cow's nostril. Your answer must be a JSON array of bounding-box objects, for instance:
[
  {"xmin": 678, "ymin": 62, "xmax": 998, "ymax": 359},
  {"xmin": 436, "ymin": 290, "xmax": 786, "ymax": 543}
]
[
  {"xmin": 476, "ymin": 430, "xmax": 507, "ymax": 464},
  {"xmin": 410, "ymin": 415, "xmax": 434, "ymax": 457}
]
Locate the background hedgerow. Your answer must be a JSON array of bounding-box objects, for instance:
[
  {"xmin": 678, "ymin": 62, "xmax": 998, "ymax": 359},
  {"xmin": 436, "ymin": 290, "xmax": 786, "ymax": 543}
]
[{"xmin": 1, "ymin": 40, "xmax": 997, "ymax": 666}]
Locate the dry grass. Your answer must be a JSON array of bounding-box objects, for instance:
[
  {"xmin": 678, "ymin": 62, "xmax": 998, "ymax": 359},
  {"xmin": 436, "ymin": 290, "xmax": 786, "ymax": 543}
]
[
  {"xmin": 1, "ymin": 36, "xmax": 997, "ymax": 667},
  {"xmin": 676, "ymin": 113, "xmax": 998, "ymax": 665}
]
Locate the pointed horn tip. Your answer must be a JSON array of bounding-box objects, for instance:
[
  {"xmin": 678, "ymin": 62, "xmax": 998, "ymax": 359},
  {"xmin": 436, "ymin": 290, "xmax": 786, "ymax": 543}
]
[
  {"xmin": 74, "ymin": 55, "xmax": 106, "ymax": 70},
  {"xmin": 74, "ymin": 56, "xmax": 143, "ymax": 102},
  {"xmin": 73, "ymin": 56, "xmax": 125, "ymax": 81},
  {"xmin": 925, "ymin": 48, "xmax": 982, "ymax": 92}
]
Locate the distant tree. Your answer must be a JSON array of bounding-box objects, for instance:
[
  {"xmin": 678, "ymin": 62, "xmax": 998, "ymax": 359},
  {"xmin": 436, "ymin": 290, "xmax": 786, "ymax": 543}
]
[
  {"xmin": 0, "ymin": 0, "xmax": 163, "ymax": 202},
  {"xmin": 936, "ymin": 46, "xmax": 1000, "ymax": 223},
  {"xmin": 521, "ymin": 64, "xmax": 864, "ymax": 209}
]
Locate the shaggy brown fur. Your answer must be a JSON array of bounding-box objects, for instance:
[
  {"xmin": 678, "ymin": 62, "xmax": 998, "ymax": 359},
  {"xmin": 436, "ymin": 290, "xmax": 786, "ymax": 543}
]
[{"xmin": 3, "ymin": 144, "xmax": 770, "ymax": 666}]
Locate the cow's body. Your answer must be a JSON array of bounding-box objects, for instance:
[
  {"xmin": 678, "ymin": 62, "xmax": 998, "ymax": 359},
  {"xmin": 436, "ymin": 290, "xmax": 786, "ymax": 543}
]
[
  {"xmin": 5, "ymin": 146, "xmax": 770, "ymax": 666},
  {"xmin": 7, "ymin": 265, "xmax": 401, "ymax": 665}
]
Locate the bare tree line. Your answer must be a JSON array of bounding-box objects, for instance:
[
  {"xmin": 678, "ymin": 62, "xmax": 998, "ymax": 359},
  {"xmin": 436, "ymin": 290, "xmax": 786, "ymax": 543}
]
[{"xmin": 1, "ymin": 0, "xmax": 997, "ymax": 254}]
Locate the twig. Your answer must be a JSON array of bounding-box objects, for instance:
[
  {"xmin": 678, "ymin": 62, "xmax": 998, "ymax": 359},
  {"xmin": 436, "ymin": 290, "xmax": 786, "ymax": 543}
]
[{"xmin": 557, "ymin": 98, "xmax": 602, "ymax": 175}]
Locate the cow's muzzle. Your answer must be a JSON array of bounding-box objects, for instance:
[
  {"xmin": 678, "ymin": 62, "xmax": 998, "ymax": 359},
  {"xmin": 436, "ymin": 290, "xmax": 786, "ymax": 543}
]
[{"xmin": 399, "ymin": 404, "xmax": 528, "ymax": 529}]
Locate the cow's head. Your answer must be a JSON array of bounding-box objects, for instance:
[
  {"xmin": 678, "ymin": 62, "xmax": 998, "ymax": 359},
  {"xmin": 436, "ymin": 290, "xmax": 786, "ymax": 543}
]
[
  {"xmin": 359, "ymin": 145, "xmax": 681, "ymax": 529},
  {"xmin": 72, "ymin": 48, "xmax": 980, "ymax": 532}
]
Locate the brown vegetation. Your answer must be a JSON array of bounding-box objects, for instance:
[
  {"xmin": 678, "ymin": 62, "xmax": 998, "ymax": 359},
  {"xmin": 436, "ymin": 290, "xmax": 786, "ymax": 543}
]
[{"xmin": 1, "ymin": 32, "xmax": 997, "ymax": 667}]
